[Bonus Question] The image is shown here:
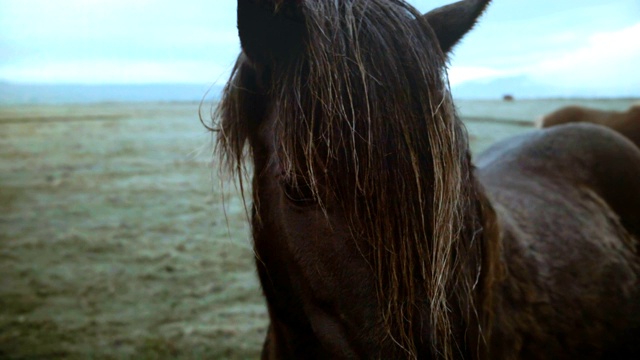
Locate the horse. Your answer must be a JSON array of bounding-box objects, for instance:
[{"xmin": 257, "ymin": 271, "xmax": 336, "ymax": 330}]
[
  {"xmin": 538, "ymin": 105, "xmax": 640, "ymax": 148},
  {"xmin": 213, "ymin": 0, "xmax": 640, "ymax": 358}
]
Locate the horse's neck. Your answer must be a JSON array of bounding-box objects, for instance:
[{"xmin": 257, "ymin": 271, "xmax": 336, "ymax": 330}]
[
  {"xmin": 468, "ymin": 179, "xmax": 506, "ymax": 350},
  {"xmin": 429, "ymin": 161, "xmax": 506, "ymax": 356}
]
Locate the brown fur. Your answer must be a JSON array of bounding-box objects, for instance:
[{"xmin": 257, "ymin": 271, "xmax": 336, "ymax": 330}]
[
  {"xmin": 538, "ymin": 105, "xmax": 640, "ymax": 147},
  {"xmin": 212, "ymin": 1, "xmax": 640, "ymax": 358}
]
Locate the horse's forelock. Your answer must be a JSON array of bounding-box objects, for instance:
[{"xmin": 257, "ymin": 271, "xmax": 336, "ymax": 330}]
[{"xmin": 216, "ymin": 1, "xmax": 485, "ymax": 358}]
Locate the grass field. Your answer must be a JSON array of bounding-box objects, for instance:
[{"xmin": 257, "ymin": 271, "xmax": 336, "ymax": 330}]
[{"xmin": 1, "ymin": 98, "xmax": 637, "ymax": 359}]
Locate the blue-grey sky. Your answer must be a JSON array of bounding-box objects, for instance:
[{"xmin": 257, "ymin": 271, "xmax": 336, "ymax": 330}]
[{"xmin": 1, "ymin": 0, "xmax": 639, "ymax": 96}]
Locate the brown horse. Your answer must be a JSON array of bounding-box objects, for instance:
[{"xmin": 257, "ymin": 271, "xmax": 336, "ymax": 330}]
[
  {"xmin": 538, "ymin": 105, "xmax": 640, "ymax": 148},
  {"xmin": 214, "ymin": 0, "xmax": 640, "ymax": 358}
]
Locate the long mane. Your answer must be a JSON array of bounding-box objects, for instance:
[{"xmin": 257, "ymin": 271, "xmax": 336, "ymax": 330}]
[{"xmin": 215, "ymin": 0, "xmax": 490, "ymax": 357}]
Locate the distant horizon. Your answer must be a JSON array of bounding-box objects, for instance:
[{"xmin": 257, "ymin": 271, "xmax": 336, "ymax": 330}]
[
  {"xmin": 1, "ymin": 82, "xmax": 638, "ymax": 106},
  {"xmin": 0, "ymin": 81, "xmax": 218, "ymax": 86}
]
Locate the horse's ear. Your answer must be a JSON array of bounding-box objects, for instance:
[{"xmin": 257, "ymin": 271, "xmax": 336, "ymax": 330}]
[
  {"xmin": 424, "ymin": 0, "xmax": 491, "ymax": 54},
  {"xmin": 237, "ymin": 0, "xmax": 307, "ymax": 65}
]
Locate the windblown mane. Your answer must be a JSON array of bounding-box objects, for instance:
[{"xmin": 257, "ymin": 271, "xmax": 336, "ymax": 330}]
[{"xmin": 215, "ymin": 0, "xmax": 490, "ymax": 357}]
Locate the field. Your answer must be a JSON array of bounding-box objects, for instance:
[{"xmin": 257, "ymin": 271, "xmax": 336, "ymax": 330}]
[{"xmin": 0, "ymin": 98, "xmax": 637, "ymax": 359}]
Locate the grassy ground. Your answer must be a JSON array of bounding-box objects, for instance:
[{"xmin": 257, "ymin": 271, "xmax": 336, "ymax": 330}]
[
  {"xmin": 0, "ymin": 99, "xmax": 636, "ymax": 359},
  {"xmin": 0, "ymin": 102, "xmax": 264, "ymax": 359}
]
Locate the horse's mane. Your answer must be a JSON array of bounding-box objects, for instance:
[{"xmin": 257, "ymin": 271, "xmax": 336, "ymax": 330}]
[{"xmin": 215, "ymin": 0, "xmax": 491, "ymax": 357}]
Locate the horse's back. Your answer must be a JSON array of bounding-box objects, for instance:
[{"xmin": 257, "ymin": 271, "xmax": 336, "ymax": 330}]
[
  {"xmin": 539, "ymin": 105, "xmax": 640, "ymax": 148},
  {"xmin": 538, "ymin": 106, "xmax": 606, "ymax": 127},
  {"xmin": 615, "ymin": 106, "xmax": 640, "ymax": 147},
  {"xmin": 478, "ymin": 122, "xmax": 640, "ymax": 236},
  {"xmin": 476, "ymin": 123, "xmax": 640, "ymax": 357}
]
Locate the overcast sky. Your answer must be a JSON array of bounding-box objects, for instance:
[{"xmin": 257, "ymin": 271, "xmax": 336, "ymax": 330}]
[{"xmin": 1, "ymin": 0, "xmax": 639, "ymax": 96}]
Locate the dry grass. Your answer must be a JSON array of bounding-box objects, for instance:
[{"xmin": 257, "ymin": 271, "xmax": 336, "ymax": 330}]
[
  {"xmin": 0, "ymin": 99, "xmax": 635, "ymax": 359},
  {"xmin": 0, "ymin": 102, "xmax": 264, "ymax": 359}
]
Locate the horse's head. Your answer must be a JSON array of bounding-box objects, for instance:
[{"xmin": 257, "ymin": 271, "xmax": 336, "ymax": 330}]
[{"xmin": 216, "ymin": 0, "xmax": 491, "ymax": 357}]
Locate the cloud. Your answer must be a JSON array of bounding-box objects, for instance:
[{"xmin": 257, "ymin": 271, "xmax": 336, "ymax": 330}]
[
  {"xmin": 1, "ymin": 0, "xmax": 638, "ymax": 97},
  {"xmin": 447, "ymin": 66, "xmax": 509, "ymax": 86},
  {"xmin": 450, "ymin": 22, "xmax": 640, "ymax": 96},
  {"xmin": 0, "ymin": 60, "xmax": 234, "ymax": 85},
  {"xmin": 530, "ymin": 23, "xmax": 640, "ymax": 91},
  {"xmin": 0, "ymin": 0, "xmax": 240, "ymax": 84}
]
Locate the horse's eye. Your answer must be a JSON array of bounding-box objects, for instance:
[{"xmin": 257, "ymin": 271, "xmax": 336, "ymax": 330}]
[{"xmin": 281, "ymin": 180, "xmax": 317, "ymax": 206}]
